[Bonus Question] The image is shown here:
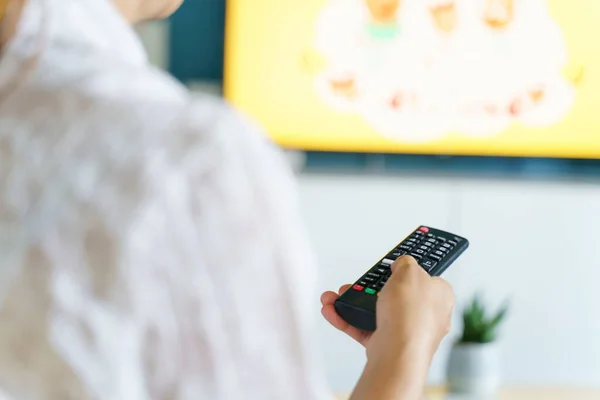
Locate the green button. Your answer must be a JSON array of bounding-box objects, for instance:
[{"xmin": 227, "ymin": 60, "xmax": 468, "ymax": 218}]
[{"xmin": 365, "ymin": 288, "xmax": 377, "ymax": 295}]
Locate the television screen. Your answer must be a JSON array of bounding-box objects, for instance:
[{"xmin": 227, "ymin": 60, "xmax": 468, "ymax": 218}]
[{"xmin": 223, "ymin": 0, "xmax": 597, "ymax": 158}]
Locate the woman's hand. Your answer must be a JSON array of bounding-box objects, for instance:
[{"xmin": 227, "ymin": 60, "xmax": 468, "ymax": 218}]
[
  {"xmin": 320, "ymin": 256, "xmax": 453, "ymax": 354},
  {"xmin": 322, "ymin": 256, "xmax": 455, "ymax": 400},
  {"xmin": 320, "ymin": 284, "xmax": 373, "ymax": 347},
  {"xmin": 369, "ymin": 255, "xmax": 454, "ymax": 363}
]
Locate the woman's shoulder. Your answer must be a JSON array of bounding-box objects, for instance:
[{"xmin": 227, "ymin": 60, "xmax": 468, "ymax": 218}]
[
  {"xmin": 87, "ymin": 63, "xmax": 276, "ymax": 157},
  {"xmin": 0, "ymin": 74, "xmax": 295, "ymax": 248},
  {"xmin": 11, "ymin": 58, "xmax": 275, "ymax": 161},
  {"xmin": 2, "ymin": 63, "xmax": 293, "ymax": 208}
]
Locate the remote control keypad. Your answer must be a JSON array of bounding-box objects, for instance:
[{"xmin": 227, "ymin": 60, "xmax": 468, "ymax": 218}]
[{"xmin": 352, "ymin": 227, "xmax": 460, "ymax": 295}]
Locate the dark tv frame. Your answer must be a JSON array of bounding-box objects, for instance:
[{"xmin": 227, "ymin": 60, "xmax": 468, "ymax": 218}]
[{"xmin": 302, "ymin": 151, "xmax": 600, "ymax": 180}]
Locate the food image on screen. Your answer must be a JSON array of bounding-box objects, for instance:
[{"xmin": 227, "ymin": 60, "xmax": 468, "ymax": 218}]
[
  {"xmin": 224, "ymin": 0, "xmax": 594, "ymax": 158},
  {"xmin": 312, "ymin": 0, "xmax": 576, "ymax": 143}
]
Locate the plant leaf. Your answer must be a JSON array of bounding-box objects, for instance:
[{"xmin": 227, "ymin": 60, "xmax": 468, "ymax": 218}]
[
  {"xmin": 472, "ymin": 295, "xmax": 484, "ymax": 322},
  {"xmin": 490, "ymin": 301, "xmax": 510, "ymax": 330},
  {"xmin": 460, "ymin": 294, "xmax": 487, "ymax": 343},
  {"xmin": 460, "ymin": 294, "xmax": 510, "ymax": 344},
  {"xmin": 481, "ymin": 329, "xmax": 496, "ymax": 343}
]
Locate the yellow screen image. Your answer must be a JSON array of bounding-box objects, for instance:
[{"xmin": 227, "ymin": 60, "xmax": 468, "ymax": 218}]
[{"xmin": 224, "ymin": 0, "xmax": 599, "ymax": 158}]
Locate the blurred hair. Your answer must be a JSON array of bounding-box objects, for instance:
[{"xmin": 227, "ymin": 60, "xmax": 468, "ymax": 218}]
[
  {"xmin": 0, "ymin": 0, "xmax": 39, "ymax": 103},
  {"xmin": 0, "ymin": 0, "xmax": 24, "ymax": 53}
]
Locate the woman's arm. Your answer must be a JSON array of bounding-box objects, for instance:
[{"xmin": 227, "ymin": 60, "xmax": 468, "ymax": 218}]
[{"xmin": 351, "ymin": 338, "xmax": 431, "ymax": 400}]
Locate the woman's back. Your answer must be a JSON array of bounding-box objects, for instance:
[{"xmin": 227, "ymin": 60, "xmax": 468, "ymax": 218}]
[{"xmin": 0, "ymin": 1, "xmax": 330, "ymax": 399}]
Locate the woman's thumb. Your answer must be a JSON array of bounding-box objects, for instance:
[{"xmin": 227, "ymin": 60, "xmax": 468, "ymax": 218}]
[{"xmin": 390, "ymin": 255, "xmax": 416, "ymax": 274}]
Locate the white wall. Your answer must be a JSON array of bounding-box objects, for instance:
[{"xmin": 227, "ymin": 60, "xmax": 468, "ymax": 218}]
[
  {"xmin": 134, "ymin": 20, "xmax": 170, "ymax": 70},
  {"xmin": 298, "ymin": 172, "xmax": 600, "ymax": 392}
]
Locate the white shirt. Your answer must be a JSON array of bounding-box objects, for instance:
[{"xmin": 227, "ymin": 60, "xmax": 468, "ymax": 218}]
[{"xmin": 0, "ymin": 1, "xmax": 332, "ymax": 399}]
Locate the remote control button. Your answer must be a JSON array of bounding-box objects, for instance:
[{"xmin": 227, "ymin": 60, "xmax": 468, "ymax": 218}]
[
  {"xmin": 353, "ymin": 284, "xmax": 364, "ymax": 292},
  {"xmin": 367, "ymin": 272, "xmax": 381, "ymax": 279},
  {"xmin": 421, "ymin": 259, "xmax": 438, "ymax": 271},
  {"xmin": 365, "ymin": 288, "xmax": 377, "ymax": 295},
  {"xmin": 381, "ymin": 258, "xmax": 394, "ymax": 266},
  {"xmin": 437, "ymin": 237, "xmax": 446, "ymax": 242},
  {"xmin": 419, "ymin": 226, "xmax": 429, "ymax": 233},
  {"xmin": 430, "ymin": 254, "xmax": 442, "ymax": 261},
  {"xmin": 390, "ymin": 251, "xmax": 406, "ymax": 258},
  {"xmin": 423, "ymin": 242, "xmax": 434, "ymax": 248},
  {"xmin": 427, "ymin": 233, "xmax": 435, "ymax": 238},
  {"xmin": 442, "ymin": 243, "xmax": 453, "ymax": 250},
  {"xmin": 437, "ymin": 247, "xmax": 449, "ymax": 253},
  {"xmin": 364, "ymin": 276, "xmax": 376, "ymax": 283},
  {"xmin": 415, "ymin": 249, "xmax": 426, "ymax": 255},
  {"xmin": 359, "ymin": 280, "xmax": 368, "ymax": 286},
  {"xmin": 399, "ymin": 245, "xmax": 412, "ymax": 251},
  {"xmin": 448, "ymin": 240, "xmax": 458, "ymax": 246},
  {"xmin": 433, "ymin": 250, "xmax": 445, "ymax": 257},
  {"xmin": 376, "ymin": 268, "xmax": 387, "ymax": 274},
  {"xmin": 410, "ymin": 253, "xmax": 423, "ymax": 260}
]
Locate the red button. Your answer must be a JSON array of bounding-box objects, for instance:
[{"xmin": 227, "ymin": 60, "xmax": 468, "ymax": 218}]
[
  {"xmin": 353, "ymin": 284, "xmax": 364, "ymax": 292},
  {"xmin": 419, "ymin": 226, "xmax": 429, "ymax": 233}
]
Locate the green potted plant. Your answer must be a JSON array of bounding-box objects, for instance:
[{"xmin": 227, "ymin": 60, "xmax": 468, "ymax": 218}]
[{"xmin": 446, "ymin": 294, "xmax": 509, "ymax": 396}]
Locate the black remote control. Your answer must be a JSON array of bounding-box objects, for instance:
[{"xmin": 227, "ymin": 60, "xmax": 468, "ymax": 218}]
[{"xmin": 334, "ymin": 226, "xmax": 469, "ymax": 332}]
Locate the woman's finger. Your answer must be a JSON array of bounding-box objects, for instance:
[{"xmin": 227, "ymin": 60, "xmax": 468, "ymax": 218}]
[
  {"xmin": 337, "ymin": 284, "xmax": 351, "ymax": 295},
  {"xmin": 320, "ymin": 290, "xmax": 339, "ymax": 306}
]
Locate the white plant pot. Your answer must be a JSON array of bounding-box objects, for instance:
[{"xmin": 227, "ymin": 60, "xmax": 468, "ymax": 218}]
[{"xmin": 446, "ymin": 342, "xmax": 501, "ymax": 396}]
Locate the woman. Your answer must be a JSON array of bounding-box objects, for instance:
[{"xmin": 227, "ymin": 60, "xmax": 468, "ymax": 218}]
[{"xmin": 0, "ymin": 0, "xmax": 454, "ymax": 399}]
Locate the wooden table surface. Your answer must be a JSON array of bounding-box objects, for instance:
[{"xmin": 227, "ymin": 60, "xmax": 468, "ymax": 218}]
[{"xmin": 336, "ymin": 387, "xmax": 600, "ymax": 399}]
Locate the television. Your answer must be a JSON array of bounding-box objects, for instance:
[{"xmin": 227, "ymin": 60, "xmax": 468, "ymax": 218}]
[{"xmin": 223, "ymin": 0, "xmax": 598, "ymax": 159}]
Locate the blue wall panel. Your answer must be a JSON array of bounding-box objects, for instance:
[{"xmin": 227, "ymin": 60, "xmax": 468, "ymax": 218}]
[
  {"xmin": 169, "ymin": 0, "xmax": 226, "ymax": 83},
  {"xmin": 304, "ymin": 152, "xmax": 600, "ymax": 179}
]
